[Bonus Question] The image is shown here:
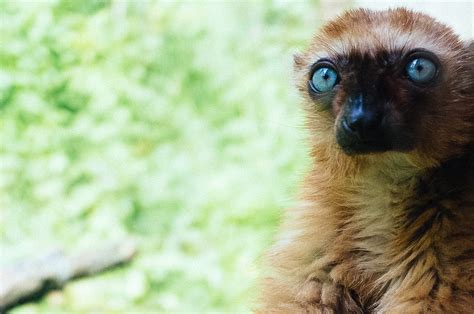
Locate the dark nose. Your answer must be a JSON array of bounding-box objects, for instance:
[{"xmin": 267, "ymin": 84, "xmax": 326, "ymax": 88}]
[{"xmin": 342, "ymin": 94, "xmax": 382, "ymax": 140}]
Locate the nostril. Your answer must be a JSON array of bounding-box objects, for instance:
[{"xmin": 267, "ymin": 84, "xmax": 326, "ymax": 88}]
[
  {"xmin": 342, "ymin": 110, "xmax": 383, "ymax": 140},
  {"xmin": 342, "ymin": 116, "xmax": 362, "ymax": 138},
  {"xmin": 346, "ymin": 116, "xmax": 360, "ymax": 131},
  {"xmin": 344, "ymin": 114, "xmax": 364, "ymax": 133}
]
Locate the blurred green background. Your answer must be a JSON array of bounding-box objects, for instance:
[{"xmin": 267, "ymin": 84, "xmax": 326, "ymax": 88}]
[{"xmin": 0, "ymin": 0, "xmax": 333, "ymax": 312}]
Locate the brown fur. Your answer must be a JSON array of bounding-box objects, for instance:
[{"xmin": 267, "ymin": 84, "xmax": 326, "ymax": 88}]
[{"xmin": 259, "ymin": 8, "xmax": 474, "ymax": 313}]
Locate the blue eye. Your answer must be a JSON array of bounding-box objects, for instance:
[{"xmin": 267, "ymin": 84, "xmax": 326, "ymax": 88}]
[
  {"xmin": 310, "ymin": 66, "xmax": 338, "ymax": 93},
  {"xmin": 406, "ymin": 57, "xmax": 437, "ymax": 83}
]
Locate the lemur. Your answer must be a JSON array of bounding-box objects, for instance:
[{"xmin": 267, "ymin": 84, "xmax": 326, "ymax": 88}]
[{"xmin": 260, "ymin": 8, "xmax": 474, "ymax": 313}]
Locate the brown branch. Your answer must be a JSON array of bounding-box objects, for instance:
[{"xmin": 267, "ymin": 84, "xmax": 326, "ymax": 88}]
[{"xmin": 0, "ymin": 239, "xmax": 137, "ymax": 312}]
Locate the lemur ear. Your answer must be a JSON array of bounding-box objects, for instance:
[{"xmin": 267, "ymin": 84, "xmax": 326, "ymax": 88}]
[
  {"xmin": 293, "ymin": 53, "xmax": 305, "ymax": 71},
  {"xmin": 465, "ymin": 40, "xmax": 474, "ymax": 55},
  {"xmin": 465, "ymin": 40, "xmax": 473, "ymax": 48},
  {"xmin": 462, "ymin": 40, "xmax": 474, "ymax": 95},
  {"xmin": 464, "ymin": 40, "xmax": 473, "ymax": 69}
]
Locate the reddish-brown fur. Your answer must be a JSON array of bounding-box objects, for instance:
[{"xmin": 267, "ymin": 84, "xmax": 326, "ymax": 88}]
[{"xmin": 259, "ymin": 8, "xmax": 474, "ymax": 313}]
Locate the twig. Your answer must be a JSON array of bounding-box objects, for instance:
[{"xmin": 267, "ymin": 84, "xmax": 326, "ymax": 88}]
[{"xmin": 0, "ymin": 239, "xmax": 137, "ymax": 312}]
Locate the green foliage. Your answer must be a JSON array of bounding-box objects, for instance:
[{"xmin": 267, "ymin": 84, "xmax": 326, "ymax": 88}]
[{"xmin": 0, "ymin": 0, "xmax": 320, "ymax": 312}]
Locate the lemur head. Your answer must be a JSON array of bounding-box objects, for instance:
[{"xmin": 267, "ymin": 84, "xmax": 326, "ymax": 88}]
[{"xmin": 295, "ymin": 8, "xmax": 473, "ymax": 166}]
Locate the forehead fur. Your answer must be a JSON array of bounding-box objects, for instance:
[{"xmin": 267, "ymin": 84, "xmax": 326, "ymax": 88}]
[{"xmin": 299, "ymin": 8, "xmax": 464, "ymax": 66}]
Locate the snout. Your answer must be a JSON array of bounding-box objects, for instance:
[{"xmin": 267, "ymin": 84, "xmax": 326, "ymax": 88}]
[
  {"xmin": 336, "ymin": 94, "xmax": 390, "ymax": 154},
  {"xmin": 342, "ymin": 105, "xmax": 383, "ymax": 140}
]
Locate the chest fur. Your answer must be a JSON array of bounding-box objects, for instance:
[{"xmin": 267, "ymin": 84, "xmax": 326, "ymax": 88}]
[{"xmin": 329, "ymin": 159, "xmax": 474, "ymax": 307}]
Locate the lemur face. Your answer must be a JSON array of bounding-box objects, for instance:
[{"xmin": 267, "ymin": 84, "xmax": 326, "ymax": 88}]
[
  {"xmin": 294, "ymin": 8, "xmax": 474, "ymax": 161},
  {"xmin": 308, "ymin": 49, "xmax": 442, "ymax": 155}
]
